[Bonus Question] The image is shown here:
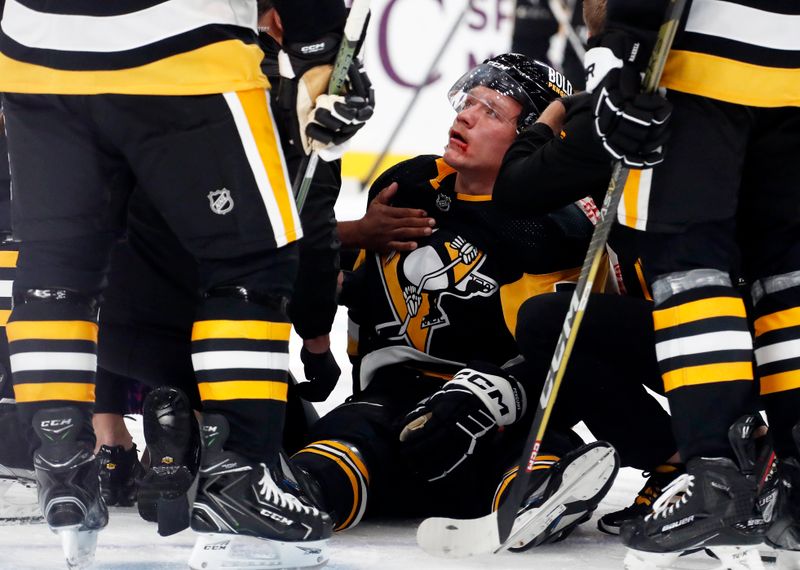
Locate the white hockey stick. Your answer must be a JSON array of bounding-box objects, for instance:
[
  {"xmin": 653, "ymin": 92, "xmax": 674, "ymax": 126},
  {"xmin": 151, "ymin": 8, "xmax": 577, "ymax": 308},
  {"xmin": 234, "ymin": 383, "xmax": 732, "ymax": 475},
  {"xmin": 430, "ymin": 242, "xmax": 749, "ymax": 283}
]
[{"xmin": 416, "ymin": 0, "xmax": 688, "ymax": 557}]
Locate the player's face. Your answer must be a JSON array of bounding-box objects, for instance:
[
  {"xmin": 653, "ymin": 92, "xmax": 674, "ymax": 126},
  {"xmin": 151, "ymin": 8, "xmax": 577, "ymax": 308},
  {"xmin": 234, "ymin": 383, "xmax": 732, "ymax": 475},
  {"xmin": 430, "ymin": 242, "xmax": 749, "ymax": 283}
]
[{"xmin": 443, "ymin": 86, "xmax": 521, "ymax": 176}]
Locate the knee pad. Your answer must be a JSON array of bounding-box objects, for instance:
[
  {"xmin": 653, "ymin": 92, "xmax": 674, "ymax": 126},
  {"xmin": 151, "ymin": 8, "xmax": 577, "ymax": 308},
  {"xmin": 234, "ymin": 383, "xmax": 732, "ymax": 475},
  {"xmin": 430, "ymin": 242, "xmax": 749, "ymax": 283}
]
[
  {"xmin": 204, "ymin": 286, "xmax": 288, "ymax": 314},
  {"xmin": 751, "ymin": 269, "xmax": 800, "ymax": 306},
  {"xmin": 651, "ymin": 268, "xmax": 732, "ymax": 305}
]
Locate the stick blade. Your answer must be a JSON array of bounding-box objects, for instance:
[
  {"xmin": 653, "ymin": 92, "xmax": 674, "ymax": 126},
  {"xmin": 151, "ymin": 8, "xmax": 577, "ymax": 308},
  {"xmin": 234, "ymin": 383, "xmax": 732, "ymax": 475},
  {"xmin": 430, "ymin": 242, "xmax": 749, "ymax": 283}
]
[{"xmin": 416, "ymin": 512, "xmax": 500, "ymax": 557}]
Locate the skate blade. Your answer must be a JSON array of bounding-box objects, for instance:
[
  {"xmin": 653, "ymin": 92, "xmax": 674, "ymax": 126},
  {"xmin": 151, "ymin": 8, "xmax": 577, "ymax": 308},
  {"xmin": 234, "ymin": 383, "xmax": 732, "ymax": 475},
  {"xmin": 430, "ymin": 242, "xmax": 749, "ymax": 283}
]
[
  {"xmin": 189, "ymin": 533, "xmax": 328, "ymax": 570},
  {"xmin": 57, "ymin": 526, "xmax": 99, "ymax": 570},
  {"xmin": 501, "ymin": 445, "xmax": 618, "ymax": 551},
  {"xmin": 624, "ymin": 546, "xmax": 765, "ymax": 570}
]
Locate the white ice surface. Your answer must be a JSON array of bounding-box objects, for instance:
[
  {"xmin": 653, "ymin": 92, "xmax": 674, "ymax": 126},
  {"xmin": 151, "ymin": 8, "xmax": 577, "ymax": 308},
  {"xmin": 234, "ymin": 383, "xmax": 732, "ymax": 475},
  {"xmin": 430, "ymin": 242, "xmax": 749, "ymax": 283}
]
[{"xmin": 0, "ymin": 184, "xmax": 716, "ymax": 569}]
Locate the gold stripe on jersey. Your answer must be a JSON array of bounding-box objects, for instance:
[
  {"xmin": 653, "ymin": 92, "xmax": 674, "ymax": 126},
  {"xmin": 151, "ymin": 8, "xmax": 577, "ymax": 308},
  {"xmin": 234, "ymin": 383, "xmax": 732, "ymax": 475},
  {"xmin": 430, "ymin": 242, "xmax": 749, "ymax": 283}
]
[
  {"xmin": 429, "ymin": 159, "xmax": 456, "ymax": 190},
  {"xmin": 634, "ymin": 260, "xmax": 653, "ymax": 301},
  {"xmin": 653, "ymin": 297, "xmax": 747, "ymax": 331},
  {"xmin": 0, "ymin": 250, "xmax": 18, "ymax": 267},
  {"xmin": 456, "ymin": 193, "xmax": 492, "ymax": 202},
  {"xmin": 500, "ymin": 268, "xmax": 580, "ymax": 337},
  {"xmin": 754, "ymin": 307, "xmax": 800, "ymax": 338},
  {"xmin": 14, "ymin": 381, "xmax": 95, "ymax": 403},
  {"xmin": 662, "ymin": 361, "xmax": 753, "ymax": 392},
  {"xmin": 233, "ymin": 88, "xmax": 299, "ymax": 244},
  {"xmin": 618, "ymin": 169, "xmax": 653, "ymax": 231},
  {"xmin": 197, "ymin": 380, "xmax": 287, "ymax": 402},
  {"xmin": 661, "ymin": 51, "xmax": 800, "ymax": 108},
  {"xmin": 192, "ymin": 320, "xmax": 291, "ymax": 342},
  {"xmin": 0, "ymin": 42, "xmax": 268, "ymax": 96},
  {"xmin": 0, "ymin": 310, "xmax": 9, "ymax": 326},
  {"xmin": 760, "ymin": 371, "xmax": 800, "ymax": 396},
  {"xmin": 6, "ymin": 320, "xmax": 98, "ymax": 342}
]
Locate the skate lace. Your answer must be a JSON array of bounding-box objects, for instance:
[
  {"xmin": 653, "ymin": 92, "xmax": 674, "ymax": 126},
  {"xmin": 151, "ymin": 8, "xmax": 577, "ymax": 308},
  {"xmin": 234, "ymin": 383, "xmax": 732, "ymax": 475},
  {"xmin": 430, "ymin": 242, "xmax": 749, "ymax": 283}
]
[
  {"xmin": 257, "ymin": 463, "xmax": 319, "ymax": 516},
  {"xmin": 645, "ymin": 473, "xmax": 694, "ymax": 521}
]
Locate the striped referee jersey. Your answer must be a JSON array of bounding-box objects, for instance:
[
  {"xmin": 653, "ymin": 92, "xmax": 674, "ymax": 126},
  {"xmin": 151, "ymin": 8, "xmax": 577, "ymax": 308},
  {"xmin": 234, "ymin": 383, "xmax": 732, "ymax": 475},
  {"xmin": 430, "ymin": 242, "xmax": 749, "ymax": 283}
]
[{"xmin": 0, "ymin": 0, "xmax": 268, "ymax": 95}]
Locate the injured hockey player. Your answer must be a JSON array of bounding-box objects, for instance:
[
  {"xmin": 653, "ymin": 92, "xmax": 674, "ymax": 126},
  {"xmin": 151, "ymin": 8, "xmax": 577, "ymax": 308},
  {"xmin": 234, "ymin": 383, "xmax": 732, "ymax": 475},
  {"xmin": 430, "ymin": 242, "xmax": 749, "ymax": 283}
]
[{"xmin": 287, "ymin": 53, "xmax": 633, "ymax": 553}]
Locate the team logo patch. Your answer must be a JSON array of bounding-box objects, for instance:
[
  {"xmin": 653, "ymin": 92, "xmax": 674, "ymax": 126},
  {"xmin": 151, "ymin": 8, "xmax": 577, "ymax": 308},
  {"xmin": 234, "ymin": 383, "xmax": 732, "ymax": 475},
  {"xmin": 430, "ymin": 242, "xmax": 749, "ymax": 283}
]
[
  {"xmin": 208, "ymin": 189, "xmax": 234, "ymax": 215},
  {"xmin": 435, "ymin": 193, "xmax": 451, "ymax": 212}
]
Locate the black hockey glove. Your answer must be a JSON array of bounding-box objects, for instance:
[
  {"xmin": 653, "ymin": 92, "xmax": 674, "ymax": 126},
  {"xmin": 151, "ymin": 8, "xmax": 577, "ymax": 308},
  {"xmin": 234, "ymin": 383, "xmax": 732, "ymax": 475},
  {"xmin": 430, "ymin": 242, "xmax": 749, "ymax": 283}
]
[
  {"xmin": 398, "ymin": 362, "xmax": 527, "ymax": 482},
  {"xmin": 295, "ymin": 347, "xmax": 341, "ymax": 402},
  {"xmin": 584, "ymin": 29, "xmax": 672, "ymax": 168},
  {"xmin": 277, "ymin": 37, "xmax": 374, "ymax": 160}
]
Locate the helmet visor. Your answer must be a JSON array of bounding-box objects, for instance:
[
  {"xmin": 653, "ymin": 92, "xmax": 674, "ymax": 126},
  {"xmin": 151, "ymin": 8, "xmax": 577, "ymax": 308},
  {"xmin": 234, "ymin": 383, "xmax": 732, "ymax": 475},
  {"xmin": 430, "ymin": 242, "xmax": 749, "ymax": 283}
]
[{"xmin": 447, "ymin": 64, "xmax": 536, "ymax": 129}]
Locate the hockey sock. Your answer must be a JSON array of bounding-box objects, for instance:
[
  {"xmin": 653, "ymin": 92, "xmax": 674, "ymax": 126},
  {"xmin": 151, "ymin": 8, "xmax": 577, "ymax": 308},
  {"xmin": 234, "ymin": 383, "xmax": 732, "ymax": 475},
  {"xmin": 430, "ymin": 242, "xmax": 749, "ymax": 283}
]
[
  {"xmin": 752, "ymin": 278, "xmax": 800, "ymax": 460},
  {"xmin": 7, "ymin": 299, "xmax": 97, "ymax": 450},
  {"xmin": 293, "ymin": 439, "xmax": 369, "ymax": 531},
  {"xmin": 0, "ymin": 245, "xmax": 15, "ymax": 400},
  {"xmin": 652, "ymin": 284, "xmax": 756, "ymax": 460},
  {"xmin": 192, "ymin": 295, "xmax": 290, "ymax": 465}
]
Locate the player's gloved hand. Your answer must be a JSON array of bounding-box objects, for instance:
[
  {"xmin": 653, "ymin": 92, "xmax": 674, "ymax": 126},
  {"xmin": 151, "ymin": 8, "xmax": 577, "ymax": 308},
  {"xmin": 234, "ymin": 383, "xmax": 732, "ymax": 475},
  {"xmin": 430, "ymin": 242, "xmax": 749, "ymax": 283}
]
[
  {"xmin": 295, "ymin": 346, "xmax": 341, "ymax": 402},
  {"xmin": 398, "ymin": 362, "xmax": 526, "ymax": 482},
  {"xmin": 584, "ymin": 29, "xmax": 672, "ymax": 168},
  {"xmin": 278, "ymin": 36, "xmax": 374, "ymax": 160}
]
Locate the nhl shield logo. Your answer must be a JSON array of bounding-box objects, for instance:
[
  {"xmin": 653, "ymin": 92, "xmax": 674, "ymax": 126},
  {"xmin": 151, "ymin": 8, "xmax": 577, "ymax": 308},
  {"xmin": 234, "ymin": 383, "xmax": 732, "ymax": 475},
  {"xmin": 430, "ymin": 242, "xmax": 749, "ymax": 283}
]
[{"xmin": 208, "ymin": 188, "xmax": 234, "ymax": 215}]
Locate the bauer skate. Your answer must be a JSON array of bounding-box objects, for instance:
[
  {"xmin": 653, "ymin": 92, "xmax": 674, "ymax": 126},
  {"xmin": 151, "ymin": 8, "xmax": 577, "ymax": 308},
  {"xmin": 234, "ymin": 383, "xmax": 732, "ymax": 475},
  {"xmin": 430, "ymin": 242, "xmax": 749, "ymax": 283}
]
[
  {"xmin": 189, "ymin": 414, "xmax": 332, "ymax": 570},
  {"xmin": 621, "ymin": 456, "xmax": 767, "ymax": 570},
  {"xmin": 137, "ymin": 386, "xmax": 200, "ymax": 535},
  {"xmin": 499, "ymin": 441, "xmax": 620, "ymax": 551},
  {"xmin": 97, "ymin": 443, "xmax": 145, "ymax": 507},
  {"xmin": 33, "ymin": 407, "xmax": 108, "ymax": 569}
]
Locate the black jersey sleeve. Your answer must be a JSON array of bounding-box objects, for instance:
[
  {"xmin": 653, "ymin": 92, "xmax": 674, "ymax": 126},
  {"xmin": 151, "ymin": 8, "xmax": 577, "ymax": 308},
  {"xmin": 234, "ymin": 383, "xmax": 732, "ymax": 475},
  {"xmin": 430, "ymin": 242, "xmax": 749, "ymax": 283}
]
[
  {"xmin": 493, "ymin": 94, "xmax": 613, "ymax": 214},
  {"xmin": 273, "ymin": 1, "xmax": 347, "ymax": 43},
  {"xmin": 606, "ymin": 0, "xmax": 669, "ymax": 33}
]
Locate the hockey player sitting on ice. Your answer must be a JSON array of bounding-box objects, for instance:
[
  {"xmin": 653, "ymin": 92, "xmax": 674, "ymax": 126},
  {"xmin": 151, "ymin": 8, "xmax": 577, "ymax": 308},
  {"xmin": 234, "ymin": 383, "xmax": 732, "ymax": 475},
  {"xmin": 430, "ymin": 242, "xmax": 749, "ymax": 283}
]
[
  {"xmin": 581, "ymin": 0, "xmax": 800, "ymax": 568},
  {"xmin": 284, "ymin": 53, "xmax": 623, "ymax": 551}
]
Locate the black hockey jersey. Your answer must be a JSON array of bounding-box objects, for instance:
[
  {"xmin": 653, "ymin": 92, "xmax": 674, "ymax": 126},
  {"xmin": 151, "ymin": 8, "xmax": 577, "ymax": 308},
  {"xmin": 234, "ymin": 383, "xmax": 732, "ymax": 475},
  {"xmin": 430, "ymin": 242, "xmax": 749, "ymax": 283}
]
[
  {"xmin": 607, "ymin": 0, "xmax": 800, "ymax": 107},
  {"xmin": 0, "ymin": 0, "xmax": 345, "ymax": 95},
  {"xmin": 345, "ymin": 155, "xmax": 595, "ymax": 388}
]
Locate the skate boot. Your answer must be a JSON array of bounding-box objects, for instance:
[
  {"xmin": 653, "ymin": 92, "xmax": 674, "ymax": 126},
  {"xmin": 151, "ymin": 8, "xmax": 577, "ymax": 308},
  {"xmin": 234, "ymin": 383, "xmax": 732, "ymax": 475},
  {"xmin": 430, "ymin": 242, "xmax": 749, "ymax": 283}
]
[
  {"xmin": 137, "ymin": 386, "xmax": 200, "ymax": 536},
  {"xmin": 598, "ymin": 464, "xmax": 684, "ymax": 536},
  {"xmin": 497, "ymin": 441, "xmax": 619, "ymax": 551},
  {"xmin": 764, "ymin": 424, "xmax": 800, "ymax": 553},
  {"xmin": 33, "ymin": 407, "xmax": 108, "ymax": 569},
  {"xmin": 189, "ymin": 414, "xmax": 333, "ymax": 570},
  {"xmin": 97, "ymin": 444, "xmax": 145, "ymax": 507},
  {"xmin": 621, "ymin": 456, "xmax": 767, "ymax": 570}
]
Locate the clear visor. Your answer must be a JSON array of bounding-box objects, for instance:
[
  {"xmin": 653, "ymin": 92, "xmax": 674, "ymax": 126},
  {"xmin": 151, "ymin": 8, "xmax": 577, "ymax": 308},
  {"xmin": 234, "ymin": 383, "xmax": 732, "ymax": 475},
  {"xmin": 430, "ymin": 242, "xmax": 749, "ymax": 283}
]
[{"xmin": 447, "ymin": 64, "xmax": 534, "ymax": 128}]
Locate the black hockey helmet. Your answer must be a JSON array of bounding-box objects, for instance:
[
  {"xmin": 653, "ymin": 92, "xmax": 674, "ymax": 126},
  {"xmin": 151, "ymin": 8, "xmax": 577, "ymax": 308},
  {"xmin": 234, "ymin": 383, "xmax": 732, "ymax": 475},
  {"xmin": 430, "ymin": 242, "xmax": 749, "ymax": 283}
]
[{"xmin": 448, "ymin": 53, "xmax": 573, "ymax": 131}]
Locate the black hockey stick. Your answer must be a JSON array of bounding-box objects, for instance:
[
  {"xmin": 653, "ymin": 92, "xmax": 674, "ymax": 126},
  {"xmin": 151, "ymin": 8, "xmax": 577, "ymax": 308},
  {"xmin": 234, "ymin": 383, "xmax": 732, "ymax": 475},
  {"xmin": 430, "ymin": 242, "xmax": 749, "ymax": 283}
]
[
  {"xmin": 292, "ymin": 0, "xmax": 372, "ymax": 212},
  {"xmin": 417, "ymin": 0, "xmax": 688, "ymax": 557}
]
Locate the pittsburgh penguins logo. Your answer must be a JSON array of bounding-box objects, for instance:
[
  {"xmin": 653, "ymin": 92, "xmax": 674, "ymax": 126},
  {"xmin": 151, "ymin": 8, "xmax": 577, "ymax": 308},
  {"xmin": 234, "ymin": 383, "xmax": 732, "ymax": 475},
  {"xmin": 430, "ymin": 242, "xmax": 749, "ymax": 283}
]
[{"xmin": 376, "ymin": 233, "xmax": 498, "ymax": 352}]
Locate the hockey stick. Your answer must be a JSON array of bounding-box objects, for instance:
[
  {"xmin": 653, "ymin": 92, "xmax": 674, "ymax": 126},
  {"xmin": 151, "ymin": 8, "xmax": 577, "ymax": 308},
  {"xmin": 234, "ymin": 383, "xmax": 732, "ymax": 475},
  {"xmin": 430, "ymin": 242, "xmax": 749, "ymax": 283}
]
[
  {"xmin": 548, "ymin": 0, "xmax": 586, "ymax": 61},
  {"xmin": 416, "ymin": 0, "xmax": 688, "ymax": 557},
  {"xmin": 292, "ymin": 0, "xmax": 372, "ymax": 212},
  {"xmin": 357, "ymin": 2, "xmax": 469, "ymax": 192}
]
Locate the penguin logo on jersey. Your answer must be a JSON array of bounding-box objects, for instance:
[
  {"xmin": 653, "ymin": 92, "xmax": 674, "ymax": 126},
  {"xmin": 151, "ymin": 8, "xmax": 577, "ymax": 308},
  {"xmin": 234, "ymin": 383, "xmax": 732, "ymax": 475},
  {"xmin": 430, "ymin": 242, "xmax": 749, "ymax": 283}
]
[
  {"xmin": 208, "ymin": 188, "xmax": 234, "ymax": 215},
  {"xmin": 376, "ymin": 233, "xmax": 497, "ymax": 352},
  {"xmin": 435, "ymin": 193, "xmax": 451, "ymax": 212}
]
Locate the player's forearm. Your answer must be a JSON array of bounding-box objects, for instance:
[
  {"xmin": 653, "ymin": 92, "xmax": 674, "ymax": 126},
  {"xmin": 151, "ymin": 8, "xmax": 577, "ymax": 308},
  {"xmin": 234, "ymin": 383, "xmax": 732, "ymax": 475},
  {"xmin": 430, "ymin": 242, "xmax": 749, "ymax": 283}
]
[{"xmin": 337, "ymin": 219, "xmax": 363, "ymax": 249}]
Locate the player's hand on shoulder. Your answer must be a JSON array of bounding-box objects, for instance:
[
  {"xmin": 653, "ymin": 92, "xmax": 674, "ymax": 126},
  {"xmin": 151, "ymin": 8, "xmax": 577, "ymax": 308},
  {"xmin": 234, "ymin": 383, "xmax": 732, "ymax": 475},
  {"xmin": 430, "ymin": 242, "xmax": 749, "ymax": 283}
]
[
  {"xmin": 398, "ymin": 362, "xmax": 527, "ymax": 482},
  {"xmin": 584, "ymin": 29, "xmax": 672, "ymax": 168},
  {"xmin": 534, "ymin": 98, "xmax": 568, "ymax": 136},
  {"xmin": 358, "ymin": 182, "xmax": 435, "ymax": 253}
]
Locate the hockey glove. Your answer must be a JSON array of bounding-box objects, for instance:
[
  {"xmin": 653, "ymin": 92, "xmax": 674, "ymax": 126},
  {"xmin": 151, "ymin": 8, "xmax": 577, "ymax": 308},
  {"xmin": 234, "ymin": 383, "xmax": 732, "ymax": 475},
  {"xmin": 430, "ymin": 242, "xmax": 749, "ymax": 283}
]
[
  {"xmin": 277, "ymin": 37, "xmax": 374, "ymax": 160},
  {"xmin": 295, "ymin": 346, "xmax": 341, "ymax": 402},
  {"xmin": 584, "ymin": 29, "xmax": 672, "ymax": 168},
  {"xmin": 398, "ymin": 362, "xmax": 526, "ymax": 482}
]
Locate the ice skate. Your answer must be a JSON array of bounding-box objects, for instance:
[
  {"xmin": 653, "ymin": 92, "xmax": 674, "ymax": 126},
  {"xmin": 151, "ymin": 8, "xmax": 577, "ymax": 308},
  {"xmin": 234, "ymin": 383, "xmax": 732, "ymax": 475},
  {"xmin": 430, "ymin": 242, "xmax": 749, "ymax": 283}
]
[
  {"xmin": 33, "ymin": 407, "xmax": 108, "ymax": 569},
  {"xmin": 498, "ymin": 441, "xmax": 620, "ymax": 551},
  {"xmin": 137, "ymin": 386, "xmax": 200, "ymax": 535},
  {"xmin": 97, "ymin": 443, "xmax": 145, "ymax": 507},
  {"xmin": 598, "ymin": 464, "xmax": 684, "ymax": 535},
  {"xmin": 621, "ymin": 456, "xmax": 767, "ymax": 570},
  {"xmin": 764, "ymin": 423, "xmax": 800, "ymax": 554},
  {"xmin": 189, "ymin": 414, "xmax": 332, "ymax": 570}
]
